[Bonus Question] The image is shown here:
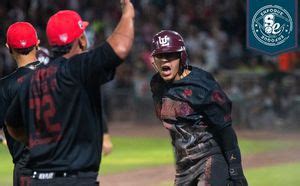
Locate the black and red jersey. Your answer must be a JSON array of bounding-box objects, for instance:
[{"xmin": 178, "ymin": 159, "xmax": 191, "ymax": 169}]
[
  {"xmin": 0, "ymin": 61, "xmax": 40, "ymax": 164},
  {"xmin": 6, "ymin": 42, "xmax": 121, "ymax": 172},
  {"xmin": 150, "ymin": 66, "xmax": 232, "ymax": 182}
]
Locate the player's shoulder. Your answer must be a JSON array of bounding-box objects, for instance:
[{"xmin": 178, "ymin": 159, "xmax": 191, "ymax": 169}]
[
  {"xmin": 150, "ymin": 73, "xmax": 164, "ymax": 87},
  {"xmin": 191, "ymin": 66, "xmax": 216, "ymax": 82},
  {"xmin": 189, "ymin": 66, "xmax": 219, "ymax": 91},
  {"xmin": 150, "ymin": 73, "xmax": 162, "ymax": 84},
  {"xmin": 47, "ymin": 56, "xmax": 65, "ymax": 65},
  {"xmin": 0, "ymin": 70, "xmax": 20, "ymax": 87},
  {"xmin": 0, "ymin": 70, "xmax": 16, "ymax": 81},
  {"xmin": 0, "ymin": 70, "xmax": 24, "ymax": 100},
  {"xmin": 150, "ymin": 73, "xmax": 164, "ymax": 93},
  {"xmin": 68, "ymin": 41, "xmax": 111, "ymax": 61},
  {"xmin": 33, "ymin": 57, "xmax": 63, "ymax": 73}
]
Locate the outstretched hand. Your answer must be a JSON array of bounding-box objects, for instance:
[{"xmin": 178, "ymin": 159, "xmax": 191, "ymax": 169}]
[{"xmin": 120, "ymin": 0, "xmax": 135, "ymax": 19}]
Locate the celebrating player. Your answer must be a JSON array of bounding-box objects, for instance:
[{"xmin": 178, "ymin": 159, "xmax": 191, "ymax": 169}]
[
  {"xmin": 0, "ymin": 22, "xmax": 41, "ymax": 186},
  {"xmin": 150, "ymin": 30, "xmax": 248, "ymax": 185},
  {"xmin": 5, "ymin": 0, "xmax": 134, "ymax": 185}
]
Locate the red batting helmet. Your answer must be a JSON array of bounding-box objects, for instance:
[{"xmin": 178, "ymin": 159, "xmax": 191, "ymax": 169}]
[{"xmin": 151, "ymin": 30, "xmax": 188, "ymax": 67}]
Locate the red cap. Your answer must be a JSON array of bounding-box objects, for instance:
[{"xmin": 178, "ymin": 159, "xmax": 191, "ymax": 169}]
[
  {"xmin": 6, "ymin": 22, "xmax": 38, "ymax": 49},
  {"xmin": 46, "ymin": 10, "xmax": 89, "ymax": 46}
]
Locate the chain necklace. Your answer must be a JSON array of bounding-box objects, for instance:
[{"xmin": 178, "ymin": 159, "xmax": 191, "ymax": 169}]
[{"xmin": 25, "ymin": 61, "xmax": 42, "ymax": 70}]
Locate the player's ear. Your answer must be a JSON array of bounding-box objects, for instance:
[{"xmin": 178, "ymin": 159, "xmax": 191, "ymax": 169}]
[
  {"xmin": 6, "ymin": 44, "xmax": 13, "ymax": 54},
  {"xmin": 78, "ymin": 34, "xmax": 87, "ymax": 51},
  {"xmin": 35, "ymin": 40, "xmax": 40, "ymax": 50}
]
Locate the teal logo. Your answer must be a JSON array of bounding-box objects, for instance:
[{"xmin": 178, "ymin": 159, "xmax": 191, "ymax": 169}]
[
  {"xmin": 252, "ymin": 5, "xmax": 293, "ymax": 46},
  {"xmin": 247, "ymin": 0, "xmax": 297, "ymax": 55}
]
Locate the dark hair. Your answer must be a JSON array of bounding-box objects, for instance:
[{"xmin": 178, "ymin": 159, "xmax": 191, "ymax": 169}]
[
  {"xmin": 10, "ymin": 46, "xmax": 36, "ymax": 55},
  {"xmin": 51, "ymin": 43, "xmax": 73, "ymax": 58}
]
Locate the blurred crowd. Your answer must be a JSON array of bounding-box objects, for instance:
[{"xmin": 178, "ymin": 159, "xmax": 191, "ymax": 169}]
[{"xmin": 1, "ymin": 0, "xmax": 300, "ymax": 128}]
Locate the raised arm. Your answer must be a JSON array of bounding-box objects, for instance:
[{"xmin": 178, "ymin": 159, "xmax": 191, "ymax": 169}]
[{"xmin": 107, "ymin": 0, "xmax": 135, "ymax": 60}]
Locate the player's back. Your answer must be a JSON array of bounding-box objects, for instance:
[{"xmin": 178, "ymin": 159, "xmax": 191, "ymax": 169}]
[
  {"xmin": 14, "ymin": 42, "xmax": 122, "ymax": 172},
  {"xmin": 17, "ymin": 58, "xmax": 100, "ymax": 172}
]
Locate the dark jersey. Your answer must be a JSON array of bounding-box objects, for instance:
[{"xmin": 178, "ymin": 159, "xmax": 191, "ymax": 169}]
[
  {"xmin": 7, "ymin": 42, "xmax": 121, "ymax": 172},
  {"xmin": 0, "ymin": 61, "xmax": 40, "ymax": 164},
  {"xmin": 150, "ymin": 66, "xmax": 232, "ymax": 183}
]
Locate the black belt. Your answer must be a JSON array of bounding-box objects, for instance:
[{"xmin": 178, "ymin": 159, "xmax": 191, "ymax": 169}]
[
  {"xmin": 21, "ymin": 170, "xmax": 97, "ymax": 180},
  {"xmin": 32, "ymin": 171, "xmax": 77, "ymax": 179}
]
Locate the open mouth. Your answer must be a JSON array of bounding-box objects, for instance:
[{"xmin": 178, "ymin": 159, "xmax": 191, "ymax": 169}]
[
  {"xmin": 161, "ymin": 65, "xmax": 172, "ymax": 77},
  {"xmin": 162, "ymin": 66, "xmax": 171, "ymax": 72}
]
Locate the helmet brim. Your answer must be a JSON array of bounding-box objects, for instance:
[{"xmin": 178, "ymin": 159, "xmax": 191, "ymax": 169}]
[{"xmin": 151, "ymin": 46, "xmax": 184, "ymax": 56}]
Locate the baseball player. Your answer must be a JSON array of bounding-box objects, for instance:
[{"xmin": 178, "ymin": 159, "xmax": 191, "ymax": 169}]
[
  {"xmin": 150, "ymin": 30, "xmax": 248, "ymax": 186},
  {"xmin": 0, "ymin": 22, "xmax": 41, "ymax": 186},
  {"xmin": 36, "ymin": 34, "xmax": 114, "ymax": 157},
  {"xmin": 5, "ymin": 0, "xmax": 134, "ymax": 185},
  {"xmin": 35, "ymin": 30, "xmax": 114, "ymax": 157}
]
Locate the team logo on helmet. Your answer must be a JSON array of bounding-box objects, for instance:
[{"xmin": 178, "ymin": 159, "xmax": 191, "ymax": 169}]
[
  {"xmin": 59, "ymin": 33, "xmax": 68, "ymax": 43},
  {"xmin": 20, "ymin": 40, "xmax": 27, "ymax": 47},
  {"xmin": 158, "ymin": 35, "xmax": 170, "ymax": 47}
]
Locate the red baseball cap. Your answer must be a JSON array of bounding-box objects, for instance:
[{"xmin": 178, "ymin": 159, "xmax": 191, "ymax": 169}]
[
  {"xmin": 46, "ymin": 10, "xmax": 89, "ymax": 46},
  {"xmin": 6, "ymin": 22, "xmax": 38, "ymax": 49}
]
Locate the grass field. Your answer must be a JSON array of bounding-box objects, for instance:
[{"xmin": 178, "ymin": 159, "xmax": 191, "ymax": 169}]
[
  {"xmin": 100, "ymin": 136, "xmax": 173, "ymax": 174},
  {"xmin": 0, "ymin": 136, "xmax": 300, "ymax": 185},
  {"xmin": 246, "ymin": 162, "xmax": 300, "ymax": 186}
]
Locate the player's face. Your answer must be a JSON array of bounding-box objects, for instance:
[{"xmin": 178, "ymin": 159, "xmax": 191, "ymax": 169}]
[{"xmin": 153, "ymin": 52, "xmax": 181, "ymax": 82}]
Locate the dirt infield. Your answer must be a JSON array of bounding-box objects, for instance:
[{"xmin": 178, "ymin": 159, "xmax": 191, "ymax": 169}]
[{"xmin": 100, "ymin": 122, "xmax": 300, "ymax": 186}]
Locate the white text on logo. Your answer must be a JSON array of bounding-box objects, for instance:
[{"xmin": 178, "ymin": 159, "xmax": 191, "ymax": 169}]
[{"xmin": 158, "ymin": 36, "xmax": 170, "ymax": 47}]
